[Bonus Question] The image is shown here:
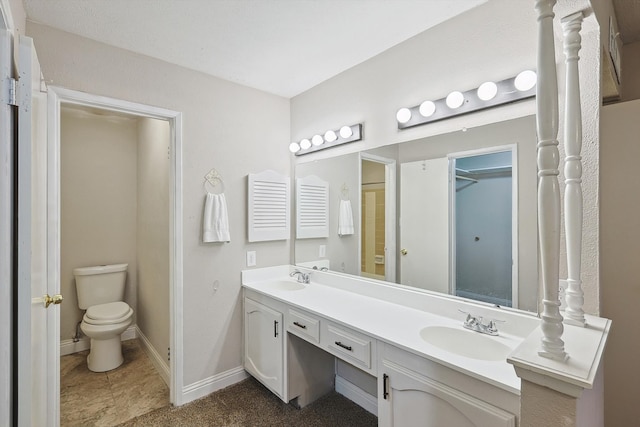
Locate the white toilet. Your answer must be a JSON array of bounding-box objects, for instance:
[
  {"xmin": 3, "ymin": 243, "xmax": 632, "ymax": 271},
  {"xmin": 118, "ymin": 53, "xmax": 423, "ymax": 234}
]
[{"xmin": 74, "ymin": 263, "xmax": 134, "ymax": 372}]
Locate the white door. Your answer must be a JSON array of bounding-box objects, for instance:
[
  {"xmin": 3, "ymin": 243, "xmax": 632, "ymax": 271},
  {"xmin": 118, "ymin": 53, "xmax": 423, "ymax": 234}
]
[
  {"xmin": 17, "ymin": 35, "xmax": 57, "ymax": 426},
  {"xmin": 399, "ymin": 158, "xmax": 449, "ymax": 293}
]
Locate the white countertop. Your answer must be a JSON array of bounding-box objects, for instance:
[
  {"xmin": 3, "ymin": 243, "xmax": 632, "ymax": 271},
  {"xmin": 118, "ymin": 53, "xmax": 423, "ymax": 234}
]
[{"xmin": 242, "ymin": 266, "xmax": 530, "ymax": 395}]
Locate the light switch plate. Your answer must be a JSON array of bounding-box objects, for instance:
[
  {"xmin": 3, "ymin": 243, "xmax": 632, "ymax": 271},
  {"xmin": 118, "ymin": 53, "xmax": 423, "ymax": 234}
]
[
  {"xmin": 319, "ymin": 245, "xmax": 326, "ymax": 258},
  {"xmin": 246, "ymin": 251, "xmax": 257, "ymax": 267}
]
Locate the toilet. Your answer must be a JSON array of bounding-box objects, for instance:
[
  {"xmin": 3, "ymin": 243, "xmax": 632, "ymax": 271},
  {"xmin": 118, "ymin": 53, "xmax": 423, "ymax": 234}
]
[{"xmin": 74, "ymin": 263, "xmax": 133, "ymax": 372}]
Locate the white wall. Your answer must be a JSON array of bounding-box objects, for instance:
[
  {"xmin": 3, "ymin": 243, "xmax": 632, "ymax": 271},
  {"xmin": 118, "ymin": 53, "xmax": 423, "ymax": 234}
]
[
  {"xmin": 137, "ymin": 117, "xmax": 171, "ymax": 367},
  {"xmin": 27, "ymin": 22, "xmax": 291, "ymax": 388},
  {"xmin": 60, "ymin": 108, "xmax": 138, "ymax": 341}
]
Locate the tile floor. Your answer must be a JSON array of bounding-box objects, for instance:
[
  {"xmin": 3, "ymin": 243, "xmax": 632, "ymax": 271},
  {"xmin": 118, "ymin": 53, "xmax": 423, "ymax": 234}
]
[{"xmin": 60, "ymin": 339, "xmax": 169, "ymax": 426}]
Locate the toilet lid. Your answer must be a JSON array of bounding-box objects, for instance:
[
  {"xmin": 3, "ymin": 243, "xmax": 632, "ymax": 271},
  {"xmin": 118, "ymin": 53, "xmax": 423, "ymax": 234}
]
[{"xmin": 85, "ymin": 302, "xmax": 131, "ymax": 321}]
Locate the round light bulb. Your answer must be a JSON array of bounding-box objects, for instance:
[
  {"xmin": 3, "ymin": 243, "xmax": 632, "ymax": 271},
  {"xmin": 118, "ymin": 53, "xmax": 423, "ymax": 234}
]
[
  {"xmin": 299, "ymin": 138, "xmax": 311, "ymax": 150},
  {"xmin": 396, "ymin": 107, "xmax": 412, "ymax": 124},
  {"xmin": 419, "ymin": 101, "xmax": 436, "ymax": 117},
  {"xmin": 446, "ymin": 91, "xmax": 464, "ymax": 109},
  {"xmin": 311, "ymin": 134, "xmax": 324, "ymax": 146},
  {"xmin": 289, "ymin": 142, "xmax": 301, "ymax": 153},
  {"xmin": 477, "ymin": 81, "xmax": 498, "ymax": 101},
  {"xmin": 514, "ymin": 70, "xmax": 537, "ymax": 91},
  {"xmin": 339, "ymin": 125, "xmax": 353, "ymax": 139},
  {"xmin": 324, "ymin": 130, "xmax": 337, "ymax": 143}
]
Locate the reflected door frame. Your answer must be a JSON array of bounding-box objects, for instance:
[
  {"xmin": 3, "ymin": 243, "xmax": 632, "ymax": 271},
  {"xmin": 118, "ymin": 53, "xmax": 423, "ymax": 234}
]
[
  {"xmin": 448, "ymin": 144, "xmax": 518, "ymax": 308},
  {"xmin": 359, "ymin": 153, "xmax": 397, "ymax": 282}
]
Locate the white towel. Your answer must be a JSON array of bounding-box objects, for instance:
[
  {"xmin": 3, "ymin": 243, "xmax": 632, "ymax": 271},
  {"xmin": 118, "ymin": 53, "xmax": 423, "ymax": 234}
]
[
  {"xmin": 338, "ymin": 199, "xmax": 354, "ymax": 236},
  {"xmin": 203, "ymin": 193, "xmax": 231, "ymax": 243}
]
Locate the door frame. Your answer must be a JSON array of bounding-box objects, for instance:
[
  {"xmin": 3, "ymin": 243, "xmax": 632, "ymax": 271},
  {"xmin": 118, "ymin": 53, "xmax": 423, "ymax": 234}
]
[
  {"xmin": 447, "ymin": 144, "xmax": 518, "ymax": 308},
  {"xmin": 359, "ymin": 152, "xmax": 397, "ymax": 282},
  {"xmin": 47, "ymin": 86, "xmax": 185, "ymax": 406}
]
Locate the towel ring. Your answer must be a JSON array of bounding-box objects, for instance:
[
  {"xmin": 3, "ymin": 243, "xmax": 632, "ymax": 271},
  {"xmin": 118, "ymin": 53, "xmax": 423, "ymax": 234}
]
[
  {"xmin": 340, "ymin": 183, "xmax": 349, "ymax": 200},
  {"xmin": 204, "ymin": 168, "xmax": 225, "ymax": 194}
]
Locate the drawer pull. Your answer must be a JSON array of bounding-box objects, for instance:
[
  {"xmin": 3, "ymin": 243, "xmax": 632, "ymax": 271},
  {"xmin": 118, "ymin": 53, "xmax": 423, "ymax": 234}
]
[
  {"xmin": 335, "ymin": 341, "xmax": 352, "ymax": 351},
  {"xmin": 383, "ymin": 374, "xmax": 390, "ymax": 400},
  {"xmin": 274, "ymin": 320, "xmax": 279, "ymax": 338},
  {"xmin": 293, "ymin": 321, "xmax": 307, "ymax": 329}
]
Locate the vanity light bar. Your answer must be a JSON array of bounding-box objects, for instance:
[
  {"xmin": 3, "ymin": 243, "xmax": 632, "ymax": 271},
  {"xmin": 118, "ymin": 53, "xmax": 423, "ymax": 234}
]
[
  {"xmin": 396, "ymin": 70, "xmax": 537, "ymax": 130},
  {"xmin": 290, "ymin": 124, "xmax": 363, "ymax": 156}
]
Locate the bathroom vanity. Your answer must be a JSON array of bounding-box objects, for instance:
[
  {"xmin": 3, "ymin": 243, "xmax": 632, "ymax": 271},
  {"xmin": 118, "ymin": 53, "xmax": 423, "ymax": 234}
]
[{"xmin": 242, "ymin": 265, "xmax": 542, "ymax": 426}]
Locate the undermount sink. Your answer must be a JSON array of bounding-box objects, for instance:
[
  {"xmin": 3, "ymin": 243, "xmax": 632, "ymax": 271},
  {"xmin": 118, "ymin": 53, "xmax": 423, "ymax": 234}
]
[
  {"xmin": 419, "ymin": 325, "xmax": 512, "ymax": 361},
  {"xmin": 266, "ymin": 280, "xmax": 306, "ymax": 291}
]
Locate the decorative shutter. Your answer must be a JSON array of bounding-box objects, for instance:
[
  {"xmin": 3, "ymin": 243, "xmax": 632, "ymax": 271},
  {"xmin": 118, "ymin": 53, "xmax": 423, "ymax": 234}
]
[
  {"xmin": 296, "ymin": 175, "xmax": 329, "ymax": 239},
  {"xmin": 248, "ymin": 170, "xmax": 290, "ymax": 242}
]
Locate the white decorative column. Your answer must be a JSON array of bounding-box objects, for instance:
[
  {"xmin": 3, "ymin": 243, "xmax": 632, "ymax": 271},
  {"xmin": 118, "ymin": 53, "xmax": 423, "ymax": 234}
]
[
  {"xmin": 535, "ymin": 0, "xmax": 568, "ymax": 361},
  {"xmin": 562, "ymin": 12, "xmax": 586, "ymax": 327}
]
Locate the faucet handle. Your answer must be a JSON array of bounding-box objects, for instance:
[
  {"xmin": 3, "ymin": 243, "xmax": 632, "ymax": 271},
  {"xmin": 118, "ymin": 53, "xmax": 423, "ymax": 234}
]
[{"xmin": 486, "ymin": 318, "xmax": 506, "ymax": 333}]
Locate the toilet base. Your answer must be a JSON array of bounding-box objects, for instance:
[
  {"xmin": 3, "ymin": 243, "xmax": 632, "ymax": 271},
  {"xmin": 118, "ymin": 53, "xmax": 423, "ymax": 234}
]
[{"xmin": 86, "ymin": 336, "xmax": 124, "ymax": 372}]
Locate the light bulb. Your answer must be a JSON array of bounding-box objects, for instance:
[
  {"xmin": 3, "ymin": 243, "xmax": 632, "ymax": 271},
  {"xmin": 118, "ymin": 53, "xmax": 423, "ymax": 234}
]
[
  {"xmin": 300, "ymin": 138, "xmax": 311, "ymax": 150},
  {"xmin": 396, "ymin": 107, "xmax": 412, "ymax": 124},
  {"xmin": 446, "ymin": 91, "xmax": 464, "ymax": 109},
  {"xmin": 339, "ymin": 125, "xmax": 353, "ymax": 139},
  {"xmin": 477, "ymin": 81, "xmax": 498, "ymax": 101},
  {"xmin": 514, "ymin": 70, "xmax": 537, "ymax": 91},
  {"xmin": 324, "ymin": 130, "xmax": 337, "ymax": 143},
  {"xmin": 419, "ymin": 101, "xmax": 436, "ymax": 117},
  {"xmin": 312, "ymin": 134, "xmax": 324, "ymax": 146},
  {"xmin": 289, "ymin": 142, "xmax": 301, "ymax": 153}
]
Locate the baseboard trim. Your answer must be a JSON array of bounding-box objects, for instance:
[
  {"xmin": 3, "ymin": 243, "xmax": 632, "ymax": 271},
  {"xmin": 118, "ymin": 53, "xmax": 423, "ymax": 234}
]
[
  {"xmin": 181, "ymin": 367, "xmax": 248, "ymax": 405},
  {"xmin": 136, "ymin": 326, "xmax": 170, "ymax": 386},
  {"xmin": 335, "ymin": 375, "xmax": 378, "ymax": 416},
  {"xmin": 60, "ymin": 325, "xmax": 137, "ymax": 356}
]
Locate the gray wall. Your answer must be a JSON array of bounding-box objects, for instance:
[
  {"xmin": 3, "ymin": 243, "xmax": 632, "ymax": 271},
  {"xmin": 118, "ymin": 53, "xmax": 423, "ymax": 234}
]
[
  {"xmin": 60, "ymin": 108, "xmax": 138, "ymax": 341},
  {"xmin": 137, "ymin": 117, "xmax": 171, "ymax": 367}
]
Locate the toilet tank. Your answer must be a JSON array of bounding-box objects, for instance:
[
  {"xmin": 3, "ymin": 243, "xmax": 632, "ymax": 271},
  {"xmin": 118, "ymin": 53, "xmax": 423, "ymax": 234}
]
[{"xmin": 74, "ymin": 264, "xmax": 128, "ymax": 309}]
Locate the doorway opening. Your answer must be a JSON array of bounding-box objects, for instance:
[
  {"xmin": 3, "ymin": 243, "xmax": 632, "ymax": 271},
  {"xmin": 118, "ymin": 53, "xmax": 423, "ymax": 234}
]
[
  {"xmin": 48, "ymin": 87, "xmax": 184, "ymax": 418},
  {"xmin": 360, "ymin": 153, "xmax": 396, "ymax": 282},
  {"xmin": 449, "ymin": 146, "xmax": 517, "ymax": 307}
]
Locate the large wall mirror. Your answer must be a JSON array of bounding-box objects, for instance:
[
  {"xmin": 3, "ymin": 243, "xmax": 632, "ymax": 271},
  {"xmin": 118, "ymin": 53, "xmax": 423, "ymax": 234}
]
[{"xmin": 294, "ymin": 115, "xmax": 539, "ymax": 312}]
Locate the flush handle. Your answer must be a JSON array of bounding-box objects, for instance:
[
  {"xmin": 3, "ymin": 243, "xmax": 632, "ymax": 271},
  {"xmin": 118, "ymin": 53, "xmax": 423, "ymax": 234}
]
[{"xmin": 44, "ymin": 294, "xmax": 63, "ymax": 308}]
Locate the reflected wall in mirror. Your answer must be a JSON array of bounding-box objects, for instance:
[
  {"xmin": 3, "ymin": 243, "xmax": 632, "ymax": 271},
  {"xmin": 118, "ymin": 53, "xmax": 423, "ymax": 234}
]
[{"xmin": 294, "ymin": 115, "xmax": 538, "ymax": 312}]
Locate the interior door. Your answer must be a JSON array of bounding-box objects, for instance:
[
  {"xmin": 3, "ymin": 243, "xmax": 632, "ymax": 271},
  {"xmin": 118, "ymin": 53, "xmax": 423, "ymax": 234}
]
[
  {"xmin": 399, "ymin": 158, "xmax": 449, "ymax": 292},
  {"xmin": 16, "ymin": 35, "xmax": 56, "ymax": 426}
]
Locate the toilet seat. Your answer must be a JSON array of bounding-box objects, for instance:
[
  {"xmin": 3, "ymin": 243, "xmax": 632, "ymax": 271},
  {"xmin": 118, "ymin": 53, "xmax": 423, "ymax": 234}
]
[{"xmin": 84, "ymin": 302, "xmax": 133, "ymax": 326}]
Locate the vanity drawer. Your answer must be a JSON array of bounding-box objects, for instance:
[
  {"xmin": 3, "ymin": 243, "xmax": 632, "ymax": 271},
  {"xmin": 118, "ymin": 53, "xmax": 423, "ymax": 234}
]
[
  {"xmin": 322, "ymin": 322, "xmax": 375, "ymax": 371},
  {"xmin": 287, "ymin": 309, "xmax": 320, "ymax": 343}
]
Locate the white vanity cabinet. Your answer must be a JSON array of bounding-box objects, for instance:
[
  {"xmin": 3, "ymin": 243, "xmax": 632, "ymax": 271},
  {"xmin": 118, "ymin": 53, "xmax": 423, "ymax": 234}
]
[
  {"xmin": 378, "ymin": 344, "xmax": 517, "ymax": 427},
  {"xmin": 243, "ymin": 297, "xmax": 284, "ymax": 398}
]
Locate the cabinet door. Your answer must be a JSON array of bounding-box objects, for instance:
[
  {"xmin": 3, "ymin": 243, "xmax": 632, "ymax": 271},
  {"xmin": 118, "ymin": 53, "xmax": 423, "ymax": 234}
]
[
  {"xmin": 379, "ymin": 360, "xmax": 515, "ymax": 427},
  {"xmin": 244, "ymin": 298, "xmax": 284, "ymax": 397}
]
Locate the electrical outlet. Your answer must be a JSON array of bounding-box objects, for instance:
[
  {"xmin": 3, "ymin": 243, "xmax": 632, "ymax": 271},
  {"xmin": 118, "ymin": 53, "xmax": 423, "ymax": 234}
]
[
  {"xmin": 246, "ymin": 251, "xmax": 257, "ymax": 267},
  {"xmin": 319, "ymin": 245, "xmax": 326, "ymax": 258}
]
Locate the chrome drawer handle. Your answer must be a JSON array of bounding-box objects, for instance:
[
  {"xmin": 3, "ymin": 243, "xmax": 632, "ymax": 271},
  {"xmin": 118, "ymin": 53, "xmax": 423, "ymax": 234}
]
[
  {"xmin": 293, "ymin": 321, "xmax": 307, "ymax": 329},
  {"xmin": 335, "ymin": 341, "xmax": 352, "ymax": 351}
]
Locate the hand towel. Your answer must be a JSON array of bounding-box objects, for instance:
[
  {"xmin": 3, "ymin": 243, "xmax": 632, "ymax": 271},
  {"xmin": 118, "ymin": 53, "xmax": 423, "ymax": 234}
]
[
  {"xmin": 338, "ymin": 199, "xmax": 354, "ymax": 236},
  {"xmin": 203, "ymin": 193, "xmax": 231, "ymax": 242}
]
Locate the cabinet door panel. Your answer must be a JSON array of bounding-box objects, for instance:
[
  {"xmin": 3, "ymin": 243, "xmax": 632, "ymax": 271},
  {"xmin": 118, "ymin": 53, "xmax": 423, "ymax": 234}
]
[
  {"xmin": 380, "ymin": 361, "xmax": 515, "ymax": 427},
  {"xmin": 244, "ymin": 298, "xmax": 283, "ymax": 397}
]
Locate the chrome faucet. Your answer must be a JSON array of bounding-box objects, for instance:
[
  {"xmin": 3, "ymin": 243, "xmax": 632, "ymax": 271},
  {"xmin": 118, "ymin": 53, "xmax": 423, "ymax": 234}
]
[
  {"xmin": 459, "ymin": 310, "xmax": 504, "ymax": 336},
  {"xmin": 290, "ymin": 269, "xmax": 310, "ymax": 284}
]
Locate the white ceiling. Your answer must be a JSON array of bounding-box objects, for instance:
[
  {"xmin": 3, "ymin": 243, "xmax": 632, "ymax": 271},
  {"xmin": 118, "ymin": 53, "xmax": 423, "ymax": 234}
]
[{"xmin": 22, "ymin": 0, "xmax": 486, "ymax": 98}]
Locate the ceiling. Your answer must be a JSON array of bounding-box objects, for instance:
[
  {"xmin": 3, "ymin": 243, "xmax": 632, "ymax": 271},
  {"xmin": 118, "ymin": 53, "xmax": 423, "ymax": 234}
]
[{"xmin": 22, "ymin": 0, "xmax": 486, "ymax": 98}]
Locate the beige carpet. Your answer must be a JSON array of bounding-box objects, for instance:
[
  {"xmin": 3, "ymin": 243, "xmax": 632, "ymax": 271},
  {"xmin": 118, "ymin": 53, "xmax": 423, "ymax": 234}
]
[{"xmin": 118, "ymin": 377, "xmax": 378, "ymax": 426}]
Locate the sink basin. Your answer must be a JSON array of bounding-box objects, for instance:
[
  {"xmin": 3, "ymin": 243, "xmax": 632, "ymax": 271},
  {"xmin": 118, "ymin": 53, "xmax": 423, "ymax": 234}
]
[
  {"xmin": 419, "ymin": 326, "xmax": 512, "ymax": 361},
  {"xmin": 266, "ymin": 280, "xmax": 306, "ymax": 291}
]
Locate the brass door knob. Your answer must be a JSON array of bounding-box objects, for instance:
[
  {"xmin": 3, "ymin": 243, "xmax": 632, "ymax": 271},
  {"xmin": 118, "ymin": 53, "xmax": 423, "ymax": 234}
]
[
  {"xmin": 401, "ymin": 249, "xmax": 408, "ymax": 255},
  {"xmin": 44, "ymin": 294, "xmax": 63, "ymax": 308}
]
